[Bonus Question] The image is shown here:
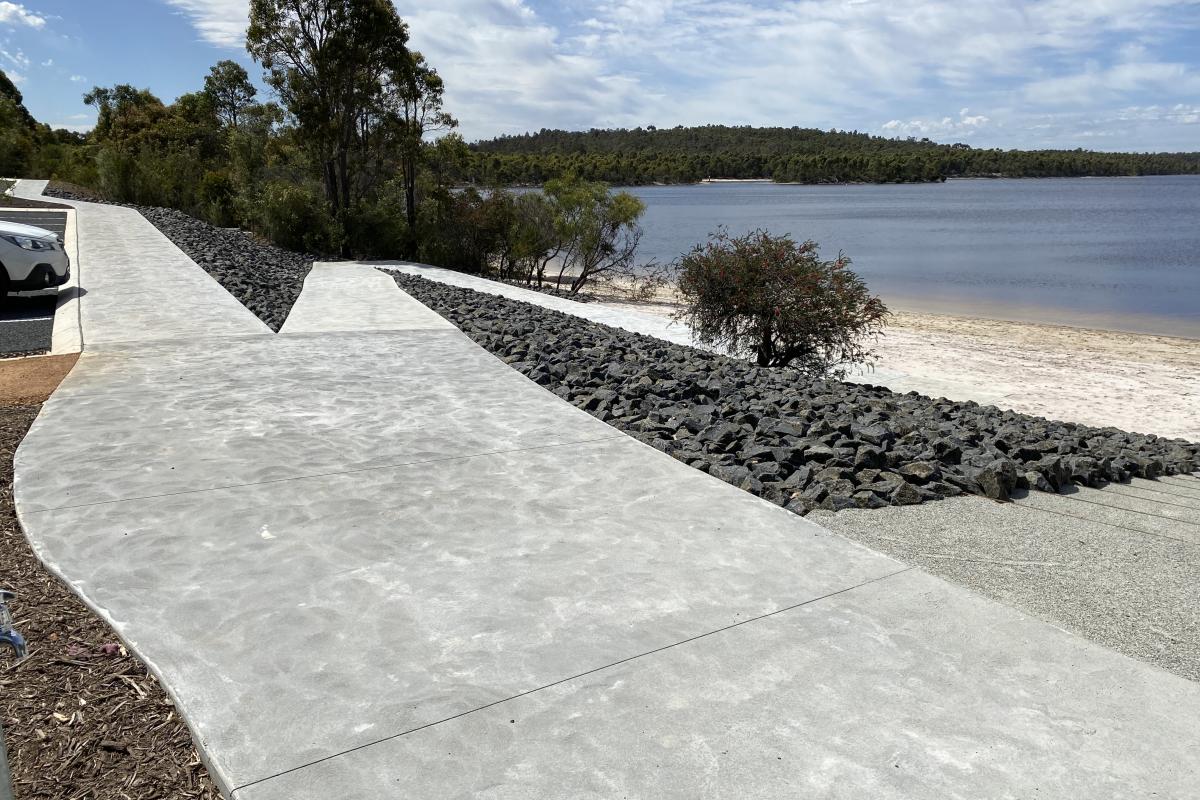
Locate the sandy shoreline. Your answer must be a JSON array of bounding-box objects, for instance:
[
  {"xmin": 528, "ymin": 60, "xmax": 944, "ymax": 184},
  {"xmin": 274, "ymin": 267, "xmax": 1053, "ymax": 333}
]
[{"xmin": 588, "ymin": 282, "xmax": 1199, "ymax": 442}]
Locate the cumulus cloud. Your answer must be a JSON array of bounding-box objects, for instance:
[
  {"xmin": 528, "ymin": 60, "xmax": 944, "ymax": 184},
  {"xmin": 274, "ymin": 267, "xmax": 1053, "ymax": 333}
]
[
  {"xmin": 154, "ymin": 0, "xmax": 1200, "ymax": 148},
  {"xmin": 0, "ymin": 1, "xmax": 45, "ymax": 29},
  {"xmin": 882, "ymin": 109, "xmax": 992, "ymax": 139},
  {"xmin": 47, "ymin": 121, "xmax": 94, "ymax": 133}
]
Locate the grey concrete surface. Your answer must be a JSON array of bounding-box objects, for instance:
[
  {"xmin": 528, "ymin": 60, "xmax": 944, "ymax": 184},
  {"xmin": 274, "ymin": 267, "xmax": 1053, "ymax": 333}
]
[
  {"xmin": 14, "ymin": 218, "xmax": 1200, "ymax": 798},
  {"xmin": 237, "ymin": 567, "xmax": 1200, "ymax": 800},
  {"xmin": 26, "ymin": 423, "xmax": 907, "ymax": 792},
  {"xmin": 281, "ymin": 262, "xmax": 456, "ymax": 334},
  {"xmin": 814, "ymin": 487, "xmax": 1200, "ymax": 683},
  {"xmin": 14, "ymin": 330, "xmax": 625, "ymax": 512},
  {"xmin": 12, "ymin": 179, "xmax": 268, "ymax": 346}
]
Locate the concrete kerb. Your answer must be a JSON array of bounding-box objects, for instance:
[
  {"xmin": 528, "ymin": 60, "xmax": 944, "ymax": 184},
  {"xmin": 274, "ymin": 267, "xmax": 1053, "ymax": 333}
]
[{"xmin": 54, "ymin": 204, "xmax": 82, "ymax": 354}]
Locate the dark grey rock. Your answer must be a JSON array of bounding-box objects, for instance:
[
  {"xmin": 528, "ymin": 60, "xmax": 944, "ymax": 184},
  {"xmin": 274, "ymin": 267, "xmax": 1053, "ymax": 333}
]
[
  {"xmin": 899, "ymin": 461, "xmax": 941, "ymax": 484},
  {"xmin": 382, "ymin": 270, "xmax": 1200, "ymax": 519}
]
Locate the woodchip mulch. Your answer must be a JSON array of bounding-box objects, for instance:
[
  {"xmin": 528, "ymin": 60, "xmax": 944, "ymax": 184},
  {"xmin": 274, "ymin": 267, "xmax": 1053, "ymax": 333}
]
[{"xmin": 1, "ymin": 358, "xmax": 220, "ymax": 799}]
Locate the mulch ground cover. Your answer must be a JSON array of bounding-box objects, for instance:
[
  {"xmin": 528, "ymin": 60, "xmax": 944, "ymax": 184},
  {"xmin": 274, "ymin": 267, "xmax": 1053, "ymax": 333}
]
[{"xmin": 1, "ymin": 357, "xmax": 219, "ymax": 799}]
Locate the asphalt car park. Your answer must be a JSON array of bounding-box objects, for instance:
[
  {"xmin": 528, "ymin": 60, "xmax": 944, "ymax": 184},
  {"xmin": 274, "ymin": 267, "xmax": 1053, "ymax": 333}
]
[{"xmin": 0, "ymin": 210, "xmax": 68, "ymax": 356}]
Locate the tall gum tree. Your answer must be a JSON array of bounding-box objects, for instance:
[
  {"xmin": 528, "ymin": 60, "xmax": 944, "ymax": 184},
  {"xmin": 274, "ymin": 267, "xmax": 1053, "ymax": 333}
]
[
  {"xmin": 203, "ymin": 60, "xmax": 257, "ymax": 129},
  {"xmin": 246, "ymin": 0, "xmax": 411, "ymax": 216},
  {"xmin": 395, "ymin": 52, "xmax": 456, "ymax": 245}
]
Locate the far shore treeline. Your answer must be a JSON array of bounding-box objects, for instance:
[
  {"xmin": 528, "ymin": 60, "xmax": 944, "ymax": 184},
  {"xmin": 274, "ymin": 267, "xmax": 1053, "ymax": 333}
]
[
  {"xmin": 467, "ymin": 125, "xmax": 1200, "ymax": 186},
  {"xmin": 2, "ymin": 0, "xmax": 1199, "ymax": 271}
]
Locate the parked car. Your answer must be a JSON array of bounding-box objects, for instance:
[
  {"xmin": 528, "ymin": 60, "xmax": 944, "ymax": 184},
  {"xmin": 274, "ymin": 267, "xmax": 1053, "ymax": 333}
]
[{"xmin": 0, "ymin": 220, "xmax": 69, "ymax": 296}]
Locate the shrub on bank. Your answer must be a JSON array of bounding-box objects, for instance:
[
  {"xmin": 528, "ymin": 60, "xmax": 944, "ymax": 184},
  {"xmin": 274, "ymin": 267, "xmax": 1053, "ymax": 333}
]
[
  {"xmin": 252, "ymin": 181, "xmax": 341, "ymax": 254},
  {"xmin": 675, "ymin": 229, "xmax": 889, "ymax": 375}
]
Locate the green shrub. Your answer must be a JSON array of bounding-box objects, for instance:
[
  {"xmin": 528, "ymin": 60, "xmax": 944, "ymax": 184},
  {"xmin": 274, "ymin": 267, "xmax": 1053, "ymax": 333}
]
[
  {"xmin": 416, "ymin": 186, "xmax": 513, "ymax": 274},
  {"xmin": 198, "ymin": 170, "xmax": 237, "ymax": 227},
  {"xmin": 342, "ymin": 179, "xmax": 409, "ymax": 259},
  {"xmin": 254, "ymin": 181, "xmax": 341, "ymax": 254},
  {"xmin": 675, "ymin": 229, "xmax": 889, "ymax": 375}
]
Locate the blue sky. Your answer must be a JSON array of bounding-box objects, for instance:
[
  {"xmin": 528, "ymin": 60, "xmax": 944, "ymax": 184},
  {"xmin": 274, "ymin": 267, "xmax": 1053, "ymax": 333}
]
[{"xmin": 2, "ymin": 0, "xmax": 1199, "ymax": 150}]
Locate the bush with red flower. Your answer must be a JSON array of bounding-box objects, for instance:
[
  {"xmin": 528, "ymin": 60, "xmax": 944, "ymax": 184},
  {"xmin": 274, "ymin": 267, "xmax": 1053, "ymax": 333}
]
[{"xmin": 675, "ymin": 229, "xmax": 889, "ymax": 375}]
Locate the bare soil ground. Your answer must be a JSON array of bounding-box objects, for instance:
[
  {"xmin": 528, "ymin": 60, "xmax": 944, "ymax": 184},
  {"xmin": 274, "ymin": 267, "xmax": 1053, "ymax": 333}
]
[
  {"xmin": 0, "ymin": 356, "xmax": 77, "ymax": 405},
  {"xmin": 1, "ymin": 355, "xmax": 219, "ymax": 799}
]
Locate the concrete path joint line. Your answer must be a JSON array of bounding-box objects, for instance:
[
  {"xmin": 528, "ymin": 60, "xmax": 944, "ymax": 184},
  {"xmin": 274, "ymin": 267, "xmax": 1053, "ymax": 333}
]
[
  {"xmin": 1061, "ymin": 493, "xmax": 1200, "ymax": 524},
  {"xmin": 232, "ymin": 565, "xmax": 917, "ymax": 795},
  {"xmin": 1086, "ymin": 492, "xmax": 1198, "ymax": 511},
  {"xmin": 1110, "ymin": 483, "xmax": 1200, "ymax": 501},
  {"xmin": 1011, "ymin": 500, "xmax": 1197, "ymax": 546}
]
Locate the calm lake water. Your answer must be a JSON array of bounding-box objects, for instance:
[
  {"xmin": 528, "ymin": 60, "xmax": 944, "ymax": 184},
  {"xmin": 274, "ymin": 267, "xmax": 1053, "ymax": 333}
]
[{"xmin": 626, "ymin": 176, "xmax": 1200, "ymax": 338}]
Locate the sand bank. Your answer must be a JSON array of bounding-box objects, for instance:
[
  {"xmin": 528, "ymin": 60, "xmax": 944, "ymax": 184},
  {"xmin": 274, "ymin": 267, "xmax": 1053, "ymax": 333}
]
[{"xmin": 589, "ymin": 284, "xmax": 1199, "ymax": 442}]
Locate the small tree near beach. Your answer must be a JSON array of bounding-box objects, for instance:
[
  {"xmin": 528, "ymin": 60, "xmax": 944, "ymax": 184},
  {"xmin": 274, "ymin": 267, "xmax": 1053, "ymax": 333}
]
[{"xmin": 675, "ymin": 229, "xmax": 888, "ymax": 375}]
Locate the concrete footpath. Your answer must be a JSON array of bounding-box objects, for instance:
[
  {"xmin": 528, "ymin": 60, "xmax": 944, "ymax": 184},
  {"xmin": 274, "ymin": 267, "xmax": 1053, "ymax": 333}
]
[{"xmin": 11, "ymin": 207, "xmax": 1200, "ymax": 797}]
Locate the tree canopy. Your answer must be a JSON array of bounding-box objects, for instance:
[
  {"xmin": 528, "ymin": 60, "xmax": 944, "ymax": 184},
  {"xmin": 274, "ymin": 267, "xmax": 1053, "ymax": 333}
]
[
  {"xmin": 204, "ymin": 61, "xmax": 257, "ymax": 128},
  {"xmin": 247, "ymin": 0, "xmax": 413, "ymax": 214}
]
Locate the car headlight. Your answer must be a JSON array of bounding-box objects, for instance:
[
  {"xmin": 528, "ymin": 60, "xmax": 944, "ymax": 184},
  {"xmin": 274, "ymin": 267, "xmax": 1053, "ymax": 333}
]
[{"xmin": 0, "ymin": 234, "xmax": 53, "ymax": 251}]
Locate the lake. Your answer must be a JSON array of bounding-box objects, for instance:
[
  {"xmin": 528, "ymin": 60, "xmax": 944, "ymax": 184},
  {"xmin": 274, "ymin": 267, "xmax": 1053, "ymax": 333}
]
[{"xmin": 625, "ymin": 176, "xmax": 1200, "ymax": 338}]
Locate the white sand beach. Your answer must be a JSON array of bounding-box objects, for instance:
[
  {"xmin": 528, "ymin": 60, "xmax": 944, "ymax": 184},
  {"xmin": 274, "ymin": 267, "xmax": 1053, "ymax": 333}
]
[{"xmin": 592, "ymin": 286, "xmax": 1200, "ymax": 443}]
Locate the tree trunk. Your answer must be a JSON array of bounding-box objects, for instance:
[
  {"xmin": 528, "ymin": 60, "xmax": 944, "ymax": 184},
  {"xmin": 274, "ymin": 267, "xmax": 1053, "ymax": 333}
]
[
  {"xmin": 757, "ymin": 325, "xmax": 774, "ymax": 367},
  {"xmin": 323, "ymin": 160, "xmax": 339, "ymax": 212},
  {"xmin": 337, "ymin": 148, "xmax": 350, "ymax": 212}
]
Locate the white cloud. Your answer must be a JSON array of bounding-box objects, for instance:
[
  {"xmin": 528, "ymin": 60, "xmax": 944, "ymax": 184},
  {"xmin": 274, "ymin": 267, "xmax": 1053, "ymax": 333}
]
[
  {"xmin": 162, "ymin": 0, "xmax": 247, "ymax": 48},
  {"xmin": 1117, "ymin": 103, "xmax": 1200, "ymax": 124},
  {"xmin": 1, "ymin": 45, "xmax": 28, "ymax": 69},
  {"xmin": 0, "ymin": 1, "xmax": 45, "ymax": 29},
  {"xmin": 1024, "ymin": 61, "xmax": 1200, "ymax": 106},
  {"xmin": 47, "ymin": 121, "xmax": 93, "ymax": 133},
  {"xmin": 882, "ymin": 108, "xmax": 992, "ymax": 139},
  {"xmin": 69, "ymin": 74, "xmax": 84, "ymax": 82},
  {"xmin": 153, "ymin": 0, "xmax": 1200, "ymax": 149}
]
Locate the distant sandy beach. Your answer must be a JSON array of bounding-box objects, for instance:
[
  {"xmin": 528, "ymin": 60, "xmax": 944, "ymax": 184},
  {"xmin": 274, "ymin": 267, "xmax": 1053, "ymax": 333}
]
[{"xmin": 590, "ymin": 282, "xmax": 1200, "ymax": 442}]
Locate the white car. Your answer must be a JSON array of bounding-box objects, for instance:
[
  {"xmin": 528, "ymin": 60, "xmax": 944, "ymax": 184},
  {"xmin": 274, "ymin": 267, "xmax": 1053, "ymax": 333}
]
[{"xmin": 0, "ymin": 220, "xmax": 70, "ymax": 296}]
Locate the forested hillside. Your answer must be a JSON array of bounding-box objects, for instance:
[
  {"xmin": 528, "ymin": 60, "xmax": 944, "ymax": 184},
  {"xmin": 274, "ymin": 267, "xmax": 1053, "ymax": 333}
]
[
  {"xmin": 0, "ymin": 70, "xmax": 87, "ymax": 179},
  {"xmin": 468, "ymin": 125, "xmax": 1200, "ymax": 185}
]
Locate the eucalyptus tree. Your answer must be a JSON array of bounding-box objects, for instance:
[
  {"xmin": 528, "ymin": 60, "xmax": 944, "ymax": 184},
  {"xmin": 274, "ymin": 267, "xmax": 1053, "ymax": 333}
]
[
  {"xmin": 203, "ymin": 60, "xmax": 257, "ymax": 128},
  {"xmin": 393, "ymin": 51, "xmax": 456, "ymax": 239},
  {"xmin": 246, "ymin": 0, "xmax": 412, "ymax": 215},
  {"xmin": 546, "ymin": 177, "xmax": 647, "ymax": 295}
]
